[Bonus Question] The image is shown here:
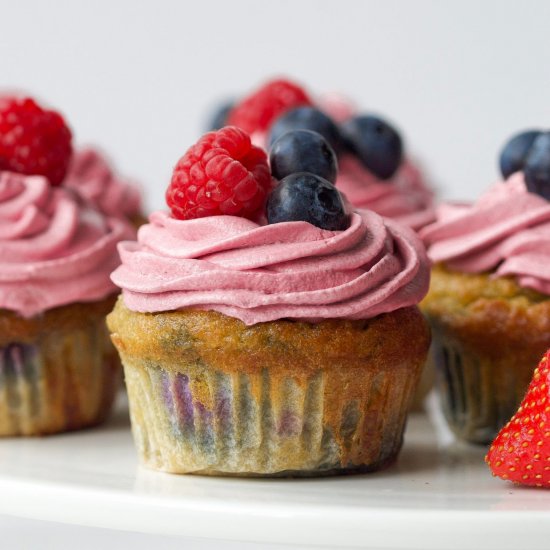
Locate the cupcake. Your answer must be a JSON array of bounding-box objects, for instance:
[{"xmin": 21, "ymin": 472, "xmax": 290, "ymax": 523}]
[
  {"xmin": 0, "ymin": 95, "xmax": 134, "ymax": 436},
  {"xmin": 64, "ymin": 147, "xmax": 146, "ymax": 228},
  {"xmin": 420, "ymin": 130, "xmax": 550, "ymax": 444},
  {"xmin": 107, "ymin": 126, "xmax": 431, "ymax": 476}
]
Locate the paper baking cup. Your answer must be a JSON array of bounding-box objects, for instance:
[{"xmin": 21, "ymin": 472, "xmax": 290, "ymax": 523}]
[
  {"xmin": 121, "ymin": 356, "xmax": 419, "ymax": 476},
  {"xmin": 432, "ymin": 332, "xmax": 539, "ymax": 444},
  {"xmin": 409, "ymin": 344, "xmax": 436, "ymax": 411},
  {"xmin": 0, "ymin": 320, "xmax": 120, "ymax": 436}
]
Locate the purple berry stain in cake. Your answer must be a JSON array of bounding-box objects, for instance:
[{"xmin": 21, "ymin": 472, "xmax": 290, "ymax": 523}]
[
  {"xmin": 1, "ymin": 343, "xmax": 36, "ymax": 378},
  {"xmin": 161, "ymin": 370, "xmax": 180, "ymax": 436},
  {"xmin": 161, "ymin": 371, "xmax": 196, "ymax": 438},
  {"xmin": 277, "ymin": 410, "xmax": 301, "ymax": 437},
  {"xmin": 215, "ymin": 387, "xmax": 232, "ymax": 432},
  {"xmin": 160, "ymin": 370, "xmax": 221, "ymax": 454},
  {"xmin": 0, "ymin": 343, "xmax": 39, "ymax": 412},
  {"xmin": 174, "ymin": 373, "xmax": 196, "ymax": 436},
  {"xmin": 161, "ymin": 370, "xmax": 175, "ymax": 411}
]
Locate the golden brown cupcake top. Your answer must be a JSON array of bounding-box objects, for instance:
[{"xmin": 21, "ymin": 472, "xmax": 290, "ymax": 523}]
[
  {"xmin": 421, "ymin": 265, "xmax": 550, "ymax": 352},
  {"xmin": 108, "ymin": 297, "xmax": 430, "ymax": 376}
]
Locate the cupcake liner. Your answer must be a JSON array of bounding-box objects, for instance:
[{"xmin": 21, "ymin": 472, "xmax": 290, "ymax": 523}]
[
  {"xmin": 108, "ymin": 301, "xmax": 430, "ymax": 477},
  {"xmin": 432, "ymin": 331, "xmax": 540, "ymax": 444},
  {"xmin": 122, "ymin": 356, "xmax": 419, "ymax": 476},
  {"xmin": 0, "ymin": 319, "xmax": 120, "ymax": 436},
  {"xmin": 422, "ymin": 267, "xmax": 550, "ymax": 443},
  {"xmin": 409, "ymin": 343, "xmax": 436, "ymax": 411}
]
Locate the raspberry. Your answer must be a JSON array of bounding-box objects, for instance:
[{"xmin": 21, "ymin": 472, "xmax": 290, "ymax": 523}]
[
  {"xmin": 0, "ymin": 96, "xmax": 73, "ymax": 186},
  {"xmin": 166, "ymin": 126, "xmax": 273, "ymax": 220},
  {"xmin": 227, "ymin": 79, "xmax": 312, "ymax": 135}
]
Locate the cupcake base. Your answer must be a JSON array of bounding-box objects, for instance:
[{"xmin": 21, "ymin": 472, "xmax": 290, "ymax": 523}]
[
  {"xmin": 108, "ymin": 300, "xmax": 430, "ymax": 476},
  {"xmin": 431, "ymin": 331, "xmax": 540, "ymax": 444},
  {"xmin": 422, "ymin": 266, "xmax": 550, "ymax": 444},
  {"xmin": 0, "ymin": 297, "xmax": 121, "ymax": 436},
  {"xmin": 409, "ymin": 344, "xmax": 436, "ymax": 411},
  {"xmin": 122, "ymin": 361, "xmax": 409, "ymax": 476}
]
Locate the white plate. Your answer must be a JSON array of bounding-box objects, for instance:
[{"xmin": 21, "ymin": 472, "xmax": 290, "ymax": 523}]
[{"xmin": 0, "ymin": 397, "xmax": 549, "ymax": 550}]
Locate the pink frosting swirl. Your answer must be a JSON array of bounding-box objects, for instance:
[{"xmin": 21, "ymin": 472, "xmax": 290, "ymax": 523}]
[
  {"xmin": 420, "ymin": 173, "xmax": 550, "ymax": 295},
  {"xmin": 336, "ymin": 155, "xmax": 436, "ymax": 232},
  {"xmin": 64, "ymin": 147, "xmax": 142, "ymax": 220},
  {"xmin": 111, "ymin": 210, "xmax": 430, "ymax": 325},
  {"xmin": 0, "ymin": 171, "xmax": 133, "ymax": 317}
]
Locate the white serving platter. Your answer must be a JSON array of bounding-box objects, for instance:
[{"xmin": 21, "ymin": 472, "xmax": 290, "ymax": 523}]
[{"xmin": 0, "ymin": 397, "xmax": 549, "ymax": 549}]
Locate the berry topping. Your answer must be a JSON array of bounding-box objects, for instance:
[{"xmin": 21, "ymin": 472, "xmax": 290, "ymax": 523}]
[
  {"xmin": 266, "ymin": 172, "xmax": 350, "ymax": 231},
  {"xmin": 206, "ymin": 99, "xmax": 235, "ymax": 131},
  {"xmin": 499, "ymin": 130, "xmax": 542, "ymax": 179},
  {"xmin": 486, "ymin": 349, "xmax": 550, "ymax": 488},
  {"xmin": 268, "ymin": 106, "xmax": 344, "ymax": 153},
  {"xmin": 167, "ymin": 126, "xmax": 272, "ymax": 221},
  {"xmin": 340, "ymin": 115, "xmax": 403, "ymax": 180},
  {"xmin": 0, "ymin": 96, "xmax": 72, "ymax": 185},
  {"xmin": 227, "ymin": 79, "xmax": 312, "ymax": 135},
  {"xmin": 524, "ymin": 132, "xmax": 550, "ymax": 200},
  {"xmin": 269, "ymin": 130, "xmax": 338, "ymax": 184}
]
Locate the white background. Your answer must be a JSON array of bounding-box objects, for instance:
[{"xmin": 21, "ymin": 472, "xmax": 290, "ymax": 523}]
[{"xmin": 1, "ymin": 0, "xmax": 550, "ymax": 211}]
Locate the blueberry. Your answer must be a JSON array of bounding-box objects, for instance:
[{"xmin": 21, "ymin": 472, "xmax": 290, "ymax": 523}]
[
  {"xmin": 524, "ymin": 132, "xmax": 550, "ymax": 200},
  {"xmin": 268, "ymin": 107, "xmax": 344, "ymax": 153},
  {"xmin": 269, "ymin": 130, "xmax": 338, "ymax": 184},
  {"xmin": 205, "ymin": 99, "xmax": 234, "ymax": 131},
  {"xmin": 266, "ymin": 172, "xmax": 350, "ymax": 231},
  {"xmin": 340, "ymin": 115, "xmax": 403, "ymax": 180},
  {"xmin": 499, "ymin": 130, "xmax": 542, "ymax": 179}
]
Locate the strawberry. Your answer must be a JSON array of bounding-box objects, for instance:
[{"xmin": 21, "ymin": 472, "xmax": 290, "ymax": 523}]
[{"xmin": 486, "ymin": 349, "xmax": 550, "ymax": 488}]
